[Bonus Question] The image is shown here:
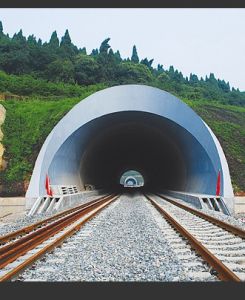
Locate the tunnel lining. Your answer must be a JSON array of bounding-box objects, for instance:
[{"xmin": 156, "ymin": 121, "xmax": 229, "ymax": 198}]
[{"xmin": 47, "ymin": 111, "xmax": 215, "ymax": 194}]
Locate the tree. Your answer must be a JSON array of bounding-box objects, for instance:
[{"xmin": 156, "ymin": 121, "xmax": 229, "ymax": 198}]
[
  {"xmin": 157, "ymin": 64, "xmax": 164, "ymax": 72},
  {"xmin": 131, "ymin": 45, "xmax": 139, "ymax": 63},
  {"xmin": 117, "ymin": 62, "xmax": 154, "ymax": 84},
  {"xmin": 96, "ymin": 46, "xmax": 119, "ymax": 83},
  {"xmin": 0, "ymin": 28, "xmax": 31, "ymax": 75},
  {"xmin": 173, "ymin": 70, "xmax": 185, "ymax": 83},
  {"xmin": 218, "ymin": 79, "xmax": 230, "ymax": 93},
  {"xmin": 60, "ymin": 29, "xmax": 78, "ymax": 59},
  {"xmin": 189, "ymin": 73, "xmax": 199, "ymax": 85},
  {"xmin": 74, "ymin": 54, "xmax": 99, "ymax": 85},
  {"xmin": 0, "ymin": 21, "xmax": 3, "ymax": 35},
  {"xmin": 157, "ymin": 71, "xmax": 170, "ymax": 82},
  {"xmin": 96, "ymin": 39, "xmax": 123, "ymax": 82},
  {"xmin": 99, "ymin": 38, "xmax": 110, "ymax": 54},
  {"xmin": 140, "ymin": 58, "xmax": 154, "ymax": 69},
  {"xmin": 208, "ymin": 73, "xmax": 218, "ymax": 85},
  {"xmin": 49, "ymin": 31, "xmax": 59, "ymax": 48},
  {"xmin": 12, "ymin": 30, "xmax": 26, "ymax": 44},
  {"xmin": 26, "ymin": 42, "xmax": 54, "ymax": 76},
  {"xmin": 60, "ymin": 29, "xmax": 71, "ymax": 47},
  {"xmin": 91, "ymin": 49, "xmax": 99, "ymax": 56},
  {"xmin": 168, "ymin": 65, "xmax": 175, "ymax": 77},
  {"xmin": 27, "ymin": 35, "xmax": 37, "ymax": 45},
  {"xmin": 79, "ymin": 47, "xmax": 87, "ymax": 55},
  {"xmin": 0, "ymin": 50, "xmax": 30, "ymax": 74},
  {"xmin": 45, "ymin": 59, "xmax": 74, "ymax": 83},
  {"xmin": 114, "ymin": 50, "xmax": 122, "ymax": 63}
]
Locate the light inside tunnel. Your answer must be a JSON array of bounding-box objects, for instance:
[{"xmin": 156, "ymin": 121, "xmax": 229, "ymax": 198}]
[
  {"xmin": 48, "ymin": 111, "xmax": 216, "ymax": 194},
  {"xmin": 119, "ymin": 170, "xmax": 144, "ymax": 187}
]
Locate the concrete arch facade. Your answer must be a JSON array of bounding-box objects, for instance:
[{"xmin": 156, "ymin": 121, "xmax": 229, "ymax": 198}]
[{"xmin": 26, "ymin": 85, "xmax": 234, "ymax": 212}]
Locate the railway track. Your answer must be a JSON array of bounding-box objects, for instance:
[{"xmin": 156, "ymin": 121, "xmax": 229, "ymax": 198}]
[
  {"xmin": 145, "ymin": 193, "xmax": 245, "ymax": 282},
  {"xmin": 0, "ymin": 193, "xmax": 119, "ymax": 281},
  {"xmin": 1, "ymin": 192, "xmax": 244, "ymax": 282}
]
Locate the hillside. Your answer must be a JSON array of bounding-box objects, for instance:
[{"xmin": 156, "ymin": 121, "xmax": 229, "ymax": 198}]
[
  {"xmin": 0, "ymin": 83, "xmax": 106, "ymax": 196},
  {"xmin": 0, "ymin": 21, "xmax": 244, "ymax": 196},
  {"xmin": 186, "ymin": 100, "xmax": 245, "ymax": 194},
  {"xmin": 0, "ymin": 84, "xmax": 244, "ymax": 196},
  {"xmin": 0, "ymin": 21, "xmax": 244, "ymax": 107}
]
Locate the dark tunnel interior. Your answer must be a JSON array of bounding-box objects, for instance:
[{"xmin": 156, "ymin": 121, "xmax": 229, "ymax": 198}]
[
  {"xmin": 80, "ymin": 115, "xmax": 185, "ymax": 190},
  {"xmin": 49, "ymin": 111, "xmax": 215, "ymax": 194},
  {"xmin": 79, "ymin": 111, "xmax": 196, "ymax": 193}
]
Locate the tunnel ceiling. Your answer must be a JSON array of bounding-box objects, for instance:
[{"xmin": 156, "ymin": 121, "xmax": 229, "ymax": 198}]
[{"xmin": 26, "ymin": 84, "xmax": 234, "ymax": 207}]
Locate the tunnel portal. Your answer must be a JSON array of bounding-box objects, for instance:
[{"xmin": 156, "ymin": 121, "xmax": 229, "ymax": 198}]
[
  {"xmin": 26, "ymin": 85, "xmax": 234, "ymax": 212},
  {"xmin": 120, "ymin": 170, "xmax": 144, "ymax": 187},
  {"xmin": 124, "ymin": 177, "xmax": 138, "ymax": 187}
]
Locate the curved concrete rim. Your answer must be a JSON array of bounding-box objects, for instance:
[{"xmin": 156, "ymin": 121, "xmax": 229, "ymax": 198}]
[{"xmin": 124, "ymin": 176, "xmax": 138, "ymax": 186}]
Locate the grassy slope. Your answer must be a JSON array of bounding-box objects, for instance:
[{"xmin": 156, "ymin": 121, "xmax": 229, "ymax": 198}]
[
  {"xmin": 0, "ymin": 84, "xmax": 106, "ymax": 195},
  {"xmin": 185, "ymin": 100, "xmax": 245, "ymax": 193},
  {"xmin": 1, "ymin": 95, "xmax": 244, "ymax": 195}
]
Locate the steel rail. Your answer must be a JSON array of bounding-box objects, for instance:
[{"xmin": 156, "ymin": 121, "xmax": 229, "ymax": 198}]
[
  {"xmin": 0, "ymin": 193, "xmax": 113, "ymax": 245},
  {"xmin": 155, "ymin": 193, "xmax": 245, "ymax": 239},
  {"xmin": 145, "ymin": 194, "xmax": 241, "ymax": 282},
  {"xmin": 0, "ymin": 194, "xmax": 119, "ymax": 271},
  {"xmin": 0, "ymin": 197, "xmax": 110, "ymax": 267},
  {"xmin": 0, "ymin": 194, "xmax": 114, "ymax": 255},
  {"xmin": 0, "ymin": 195, "xmax": 119, "ymax": 282}
]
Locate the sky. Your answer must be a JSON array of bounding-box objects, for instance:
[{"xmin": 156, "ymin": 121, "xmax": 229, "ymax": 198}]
[{"xmin": 0, "ymin": 8, "xmax": 245, "ymax": 91}]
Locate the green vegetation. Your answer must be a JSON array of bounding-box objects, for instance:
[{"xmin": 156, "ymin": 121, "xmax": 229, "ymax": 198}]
[
  {"xmin": 0, "ymin": 87, "xmax": 104, "ymax": 195},
  {"xmin": 0, "ymin": 21, "xmax": 244, "ymax": 106},
  {"xmin": 0, "ymin": 20, "xmax": 244, "ymax": 195},
  {"xmin": 186, "ymin": 101, "xmax": 245, "ymax": 193},
  {"xmin": 0, "ymin": 70, "xmax": 107, "ymax": 98},
  {"xmin": 1, "ymin": 93, "xmax": 244, "ymax": 196}
]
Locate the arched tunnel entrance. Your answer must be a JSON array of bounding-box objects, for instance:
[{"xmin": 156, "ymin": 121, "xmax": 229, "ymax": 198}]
[
  {"xmin": 124, "ymin": 177, "xmax": 138, "ymax": 187},
  {"xmin": 120, "ymin": 170, "xmax": 144, "ymax": 187},
  {"xmin": 26, "ymin": 85, "xmax": 234, "ymax": 212},
  {"xmin": 55, "ymin": 111, "xmax": 210, "ymax": 192}
]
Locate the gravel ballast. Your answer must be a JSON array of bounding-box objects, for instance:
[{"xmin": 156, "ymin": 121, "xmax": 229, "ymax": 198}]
[
  {"xmin": 158, "ymin": 193, "xmax": 245, "ymax": 230},
  {"xmin": 3, "ymin": 192, "xmax": 244, "ymax": 281},
  {"xmin": 0, "ymin": 195, "xmax": 104, "ymax": 237},
  {"xmin": 16, "ymin": 193, "xmax": 211, "ymax": 282}
]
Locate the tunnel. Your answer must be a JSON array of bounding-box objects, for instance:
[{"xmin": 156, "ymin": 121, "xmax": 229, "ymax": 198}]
[
  {"xmin": 119, "ymin": 170, "xmax": 144, "ymax": 187},
  {"xmin": 124, "ymin": 176, "xmax": 138, "ymax": 187},
  {"xmin": 26, "ymin": 84, "xmax": 234, "ymax": 211}
]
